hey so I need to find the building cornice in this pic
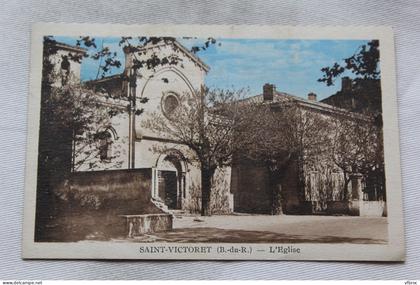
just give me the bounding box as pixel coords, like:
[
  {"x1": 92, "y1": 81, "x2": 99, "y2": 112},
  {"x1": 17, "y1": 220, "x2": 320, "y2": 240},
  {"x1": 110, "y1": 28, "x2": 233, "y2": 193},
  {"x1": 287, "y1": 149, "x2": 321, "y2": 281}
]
[
  {"x1": 124, "y1": 39, "x2": 210, "y2": 73},
  {"x1": 52, "y1": 42, "x2": 87, "y2": 54}
]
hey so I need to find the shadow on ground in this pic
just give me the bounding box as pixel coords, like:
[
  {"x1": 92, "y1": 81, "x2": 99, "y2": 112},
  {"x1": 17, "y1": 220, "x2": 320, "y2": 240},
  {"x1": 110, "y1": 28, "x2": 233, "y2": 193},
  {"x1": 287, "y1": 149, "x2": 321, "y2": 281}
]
[{"x1": 117, "y1": 227, "x2": 386, "y2": 244}]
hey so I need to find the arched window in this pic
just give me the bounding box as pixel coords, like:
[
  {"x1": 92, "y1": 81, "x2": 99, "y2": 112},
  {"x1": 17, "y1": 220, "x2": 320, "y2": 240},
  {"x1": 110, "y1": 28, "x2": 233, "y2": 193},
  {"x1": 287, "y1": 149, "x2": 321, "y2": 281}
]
[
  {"x1": 60, "y1": 55, "x2": 70, "y2": 73},
  {"x1": 60, "y1": 55, "x2": 71, "y2": 85},
  {"x1": 97, "y1": 130, "x2": 113, "y2": 161}
]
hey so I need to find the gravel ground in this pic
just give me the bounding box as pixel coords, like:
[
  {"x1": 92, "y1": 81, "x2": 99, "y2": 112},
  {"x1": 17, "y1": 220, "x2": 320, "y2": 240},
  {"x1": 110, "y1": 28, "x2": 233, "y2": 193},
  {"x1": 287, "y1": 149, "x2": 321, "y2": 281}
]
[{"x1": 121, "y1": 214, "x2": 388, "y2": 244}]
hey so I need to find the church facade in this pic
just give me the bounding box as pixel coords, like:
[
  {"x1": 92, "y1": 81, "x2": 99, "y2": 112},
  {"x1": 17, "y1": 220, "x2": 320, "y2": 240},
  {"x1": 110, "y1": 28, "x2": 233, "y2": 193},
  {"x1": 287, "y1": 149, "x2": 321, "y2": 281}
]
[{"x1": 61, "y1": 39, "x2": 232, "y2": 214}]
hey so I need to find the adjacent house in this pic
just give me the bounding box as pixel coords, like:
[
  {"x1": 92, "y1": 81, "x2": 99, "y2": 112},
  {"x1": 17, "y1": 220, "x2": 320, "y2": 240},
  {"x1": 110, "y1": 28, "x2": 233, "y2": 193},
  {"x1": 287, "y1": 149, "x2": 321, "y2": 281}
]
[{"x1": 231, "y1": 83, "x2": 385, "y2": 216}]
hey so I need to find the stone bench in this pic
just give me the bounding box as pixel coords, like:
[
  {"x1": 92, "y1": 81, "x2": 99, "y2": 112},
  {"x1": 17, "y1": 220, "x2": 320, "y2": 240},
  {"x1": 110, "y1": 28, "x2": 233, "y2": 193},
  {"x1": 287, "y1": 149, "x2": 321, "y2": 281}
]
[{"x1": 120, "y1": 213, "x2": 173, "y2": 238}]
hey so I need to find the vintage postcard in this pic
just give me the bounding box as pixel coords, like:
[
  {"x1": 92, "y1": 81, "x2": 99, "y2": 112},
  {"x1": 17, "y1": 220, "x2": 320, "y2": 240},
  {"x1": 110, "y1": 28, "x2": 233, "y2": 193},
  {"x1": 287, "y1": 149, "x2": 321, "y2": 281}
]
[{"x1": 22, "y1": 23, "x2": 404, "y2": 260}]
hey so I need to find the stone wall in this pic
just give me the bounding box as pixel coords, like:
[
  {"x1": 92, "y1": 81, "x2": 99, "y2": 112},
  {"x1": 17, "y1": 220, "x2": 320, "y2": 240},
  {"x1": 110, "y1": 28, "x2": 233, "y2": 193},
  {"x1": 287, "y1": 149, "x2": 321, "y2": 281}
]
[
  {"x1": 231, "y1": 159, "x2": 272, "y2": 214},
  {"x1": 41, "y1": 168, "x2": 166, "y2": 242},
  {"x1": 327, "y1": 201, "x2": 386, "y2": 216}
]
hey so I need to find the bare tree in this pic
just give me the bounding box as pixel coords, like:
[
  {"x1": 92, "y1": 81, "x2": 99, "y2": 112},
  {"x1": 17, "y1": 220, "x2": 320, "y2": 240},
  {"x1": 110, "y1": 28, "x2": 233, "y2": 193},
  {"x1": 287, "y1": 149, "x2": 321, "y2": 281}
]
[{"x1": 143, "y1": 87, "x2": 248, "y2": 216}]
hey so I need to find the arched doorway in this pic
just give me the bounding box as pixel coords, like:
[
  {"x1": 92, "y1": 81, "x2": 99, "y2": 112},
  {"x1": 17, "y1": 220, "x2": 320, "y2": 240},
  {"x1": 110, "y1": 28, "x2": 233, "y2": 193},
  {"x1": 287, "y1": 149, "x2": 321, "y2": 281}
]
[{"x1": 155, "y1": 152, "x2": 186, "y2": 209}]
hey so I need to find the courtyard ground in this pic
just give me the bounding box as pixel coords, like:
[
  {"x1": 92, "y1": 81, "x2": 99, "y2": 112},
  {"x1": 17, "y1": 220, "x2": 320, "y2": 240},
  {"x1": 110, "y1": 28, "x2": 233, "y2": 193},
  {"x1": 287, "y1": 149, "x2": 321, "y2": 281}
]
[{"x1": 116, "y1": 214, "x2": 388, "y2": 244}]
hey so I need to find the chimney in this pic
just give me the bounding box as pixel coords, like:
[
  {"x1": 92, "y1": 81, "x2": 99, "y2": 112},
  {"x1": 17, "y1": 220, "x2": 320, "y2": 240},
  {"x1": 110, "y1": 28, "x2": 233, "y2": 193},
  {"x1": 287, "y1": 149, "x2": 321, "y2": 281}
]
[
  {"x1": 341, "y1": 76, "x2": 352, "y2": 92},
  {"x1": 307, "y1": 92, "x2": 317, "y2": 101},
  {"x1": 263, "y1": 83, "x2": 276, "y2": 101}
]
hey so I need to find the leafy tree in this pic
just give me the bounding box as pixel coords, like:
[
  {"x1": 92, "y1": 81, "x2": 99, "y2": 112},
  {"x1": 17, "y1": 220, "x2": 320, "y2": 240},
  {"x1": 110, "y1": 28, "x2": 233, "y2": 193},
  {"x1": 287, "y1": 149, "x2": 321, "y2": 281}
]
[
  {"x1": 318, "y1": 40, "x2": 382, "y2": 116},
  {"x1": 318, "y1": 40, "x2": 380, "y2": 86}
]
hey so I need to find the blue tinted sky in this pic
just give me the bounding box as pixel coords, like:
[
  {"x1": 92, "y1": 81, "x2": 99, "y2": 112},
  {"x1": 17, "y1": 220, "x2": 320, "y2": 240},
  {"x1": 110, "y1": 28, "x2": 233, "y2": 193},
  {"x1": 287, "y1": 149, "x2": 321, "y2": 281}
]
[{"x1": 55, "y1": 36, "x2": 372, "y2": 100}]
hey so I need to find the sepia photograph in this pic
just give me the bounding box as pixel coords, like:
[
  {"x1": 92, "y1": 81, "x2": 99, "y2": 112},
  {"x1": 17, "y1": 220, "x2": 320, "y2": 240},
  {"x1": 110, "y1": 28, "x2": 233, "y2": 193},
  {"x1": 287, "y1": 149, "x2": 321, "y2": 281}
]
[{"x1": 22, "y1": 24, "x2": 404, "y2": 260}]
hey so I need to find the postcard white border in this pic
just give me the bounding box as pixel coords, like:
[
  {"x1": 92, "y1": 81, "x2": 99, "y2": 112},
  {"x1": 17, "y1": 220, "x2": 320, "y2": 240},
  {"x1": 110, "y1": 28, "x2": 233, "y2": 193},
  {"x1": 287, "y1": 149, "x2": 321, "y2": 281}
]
[{"x1": 22, "y1": 23, "x2": 405, "y2": 261}]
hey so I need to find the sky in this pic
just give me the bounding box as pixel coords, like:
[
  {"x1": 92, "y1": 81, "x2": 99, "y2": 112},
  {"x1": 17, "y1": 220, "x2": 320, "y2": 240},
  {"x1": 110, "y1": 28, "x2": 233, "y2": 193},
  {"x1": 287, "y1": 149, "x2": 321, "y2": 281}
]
[{"x1": 54, "y1": 36, "x2": 373, "y2": 100}]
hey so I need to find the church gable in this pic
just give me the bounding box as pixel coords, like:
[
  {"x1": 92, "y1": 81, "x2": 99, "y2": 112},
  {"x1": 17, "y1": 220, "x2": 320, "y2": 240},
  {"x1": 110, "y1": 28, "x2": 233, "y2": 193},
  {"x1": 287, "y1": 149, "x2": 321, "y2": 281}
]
[
  {"x1": 124, "y1": 39, "x2": 209, "y2": 74},
  {"x1": 130, "y1": 40, "x2": 208, "y2": 138}
]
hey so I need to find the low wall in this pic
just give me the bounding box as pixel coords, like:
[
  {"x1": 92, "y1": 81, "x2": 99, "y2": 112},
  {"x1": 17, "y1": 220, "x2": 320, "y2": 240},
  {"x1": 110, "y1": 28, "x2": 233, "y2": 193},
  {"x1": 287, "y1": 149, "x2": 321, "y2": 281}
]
[
  {"x1": 326, "y1": 201, "x2": 349, "y2": 215},
  {"x1": 360, "y1": 201, "x2": 387, "y2": 217},
  {"x1": 42, "y1": 169, "x2": 170, "y2": 242},
  {"x1": 327, "y1": 201, "x2": 386, "y2": 216},
  {"x1": 121, "y1": 214, "x2": 173, "y2": 237}
]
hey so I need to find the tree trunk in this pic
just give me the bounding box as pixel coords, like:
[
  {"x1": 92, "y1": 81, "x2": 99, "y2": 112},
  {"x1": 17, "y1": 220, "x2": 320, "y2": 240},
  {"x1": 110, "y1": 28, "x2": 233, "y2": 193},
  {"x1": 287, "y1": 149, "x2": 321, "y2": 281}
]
[
  {"x1": 268, "y1": 169, "x2": 283, "y2": 215},
  {"x1": 271, "y1": 184, "x2": 283, "y2": 215},
  {"x1": 201, "y1": 167, "x2": 215, "y2": 216},
  {"x1": 296, "y1": 155, "x2": 306, "y2": 202},
  {"x1": 342, "y1": 172, "x2": 350, "y2": 201}
]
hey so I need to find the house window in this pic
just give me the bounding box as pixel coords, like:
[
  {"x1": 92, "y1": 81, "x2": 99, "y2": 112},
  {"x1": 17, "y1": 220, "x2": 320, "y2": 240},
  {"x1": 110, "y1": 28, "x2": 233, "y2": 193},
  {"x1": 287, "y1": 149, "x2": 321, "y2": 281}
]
[
  {"x1": 61, "y1": 55, "x2": 70, "y2": 72},
  {"x1": 97, "y1": 131, "x2": 113, "y2": 161},
  {"x1": 60, "y1": 55, "x2": 71, "y2": 85}
]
